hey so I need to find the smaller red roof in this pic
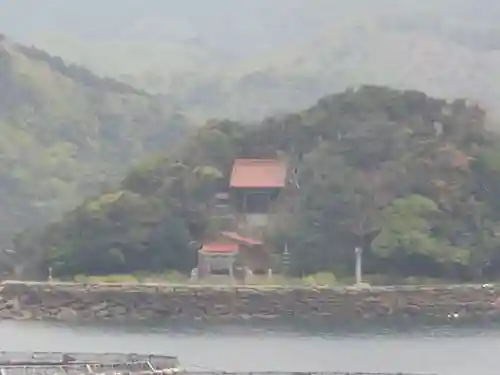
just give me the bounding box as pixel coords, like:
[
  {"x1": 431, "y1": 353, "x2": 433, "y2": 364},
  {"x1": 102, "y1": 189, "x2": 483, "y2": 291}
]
[
  {"x1": 230, "y1": 158, "x2": 287, "y2": 189},
  {"x1": 201, "y1": 242, "x2": 239, "y2": 254},
  {"x1": 221, "y1": 231, "x2": 263, "y2": 246}
]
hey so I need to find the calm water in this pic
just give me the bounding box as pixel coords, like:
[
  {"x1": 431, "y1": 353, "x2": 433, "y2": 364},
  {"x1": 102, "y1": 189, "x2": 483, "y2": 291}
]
[{"x1": 1, "y1": 320, "x2": 498, "y2": 375}]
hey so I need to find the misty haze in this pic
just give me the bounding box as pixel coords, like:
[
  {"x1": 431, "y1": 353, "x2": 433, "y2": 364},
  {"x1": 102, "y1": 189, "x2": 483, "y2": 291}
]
[
  {"x1": 4, "y1": 0, "x2": 500, "y2": 121},
  {"x1": 2, "y1": 2, "x2": 500, "y2": 375}
]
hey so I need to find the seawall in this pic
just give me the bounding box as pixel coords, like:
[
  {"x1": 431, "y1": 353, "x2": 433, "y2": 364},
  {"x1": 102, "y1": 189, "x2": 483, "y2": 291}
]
[{"x1": 1, "y1": 281, "x2": 500, "y2": 322}]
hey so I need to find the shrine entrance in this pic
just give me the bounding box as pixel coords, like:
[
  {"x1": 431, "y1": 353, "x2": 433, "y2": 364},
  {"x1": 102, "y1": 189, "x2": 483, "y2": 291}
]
[{"x1": 197, "y1": 242, "x2": 238, "y2": 280}]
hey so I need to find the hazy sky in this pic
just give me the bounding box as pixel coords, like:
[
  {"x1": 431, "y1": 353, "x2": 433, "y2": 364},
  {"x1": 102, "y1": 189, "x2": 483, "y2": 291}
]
[
  {"x1": 0, "y1": 0, "x2": 479, "y2": 56},
  {"x1": 2, "y1": 0, "x2": 500, "y2": 120}
]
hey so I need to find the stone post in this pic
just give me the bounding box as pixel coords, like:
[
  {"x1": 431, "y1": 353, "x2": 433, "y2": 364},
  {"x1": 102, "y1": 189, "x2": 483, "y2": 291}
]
[
  {"x1": 228, "y1": 260, "x2": 234, "y2": 280},
  {"x1": 282, "y1": 243, "x2": 290, "y2": 277}
]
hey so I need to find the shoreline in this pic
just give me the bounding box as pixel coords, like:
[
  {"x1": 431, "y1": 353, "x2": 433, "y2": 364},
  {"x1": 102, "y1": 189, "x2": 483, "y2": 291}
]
[{"x1": 1, "y1": 281, "x2": 499, "y2": 323}]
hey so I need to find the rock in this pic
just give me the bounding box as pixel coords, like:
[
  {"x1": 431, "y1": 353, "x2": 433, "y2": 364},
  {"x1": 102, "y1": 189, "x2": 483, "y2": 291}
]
[
  {"x1": 4, "y1": 298, "x2": 19, "y2": 310},
  {"x1": 20, "y1": 291, "x2": 42, "y2": 305},
  {"x1": 17, "y1": 310, "x2": 34, "y2": 320},
  {"x1": 0, "y1": 282, "x2": 499, "y2": 323},
  {"x1": 108, "y1": 305, "x2": 127, "y2": 316},
  {"x1": 57, "y1": 307, "x2": 78, "y2": 321},
  {"x1": 91, "y1": 302, "x2": 108, "y2": 312},
  {"x1": 95, "y1": 309, "x2": 112, "y2": 318}
]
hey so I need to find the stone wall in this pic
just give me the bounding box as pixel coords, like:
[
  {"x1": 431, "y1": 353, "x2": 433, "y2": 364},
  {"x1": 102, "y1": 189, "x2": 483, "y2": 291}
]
[{"x1": 1, "y1": 281, "x2": 500, "y2": 322}]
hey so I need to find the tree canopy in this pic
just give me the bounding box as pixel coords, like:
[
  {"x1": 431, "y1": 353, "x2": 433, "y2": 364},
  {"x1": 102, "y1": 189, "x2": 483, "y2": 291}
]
[
  {"x1": 16, "y1": 85, "x2": 500, "y2": 282},
  {"x1": 9, "y1": 0, "x2": 500, "y2": 122},
  {"x1": 0, "y1": 39, "x2": 191, "y2": 249}
]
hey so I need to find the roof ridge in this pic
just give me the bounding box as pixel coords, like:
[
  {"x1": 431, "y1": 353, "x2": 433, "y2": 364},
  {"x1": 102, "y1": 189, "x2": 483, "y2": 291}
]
[{"x1": 234, "y1": 158, "x2": 284, "y2": 162}]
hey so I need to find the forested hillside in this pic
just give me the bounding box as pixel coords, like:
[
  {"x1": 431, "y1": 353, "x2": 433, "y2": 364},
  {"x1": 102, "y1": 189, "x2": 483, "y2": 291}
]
[
  {"x1": 7, "y1": 0, "x2": 500, "y2": 122},
  {"x1": 22, "y1": 86, "x2": 500, "y2": 282},
  {"x1": 0, "y1": 38, "x2": 190, "y2": 247}
]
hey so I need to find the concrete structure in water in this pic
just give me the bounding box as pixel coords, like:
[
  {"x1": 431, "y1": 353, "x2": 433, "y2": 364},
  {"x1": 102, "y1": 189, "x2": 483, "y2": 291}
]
[
  {"x1": 182, "y1": 372, "x2": 434, "y2": 375},
  {"x1": 0, "y1": 351, "x2": 180, "y2": 375},
  {"x1": 0, "y1": 351, "x2": 435, "y2": 375}
]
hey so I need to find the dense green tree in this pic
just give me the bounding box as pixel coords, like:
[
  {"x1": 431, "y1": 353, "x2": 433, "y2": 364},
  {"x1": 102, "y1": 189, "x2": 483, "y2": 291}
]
[
  {"x1": 43, "y1": 192, "x2": 196, "y2": 276},
  {"x1": 17, "y1": 85, "x2": 500, "y2": 281},
  {"x1": 0, "y1": 40, "x2": 191, "y2": 250},
  {"x1": 372, "y1": 195, "x2": 470, "y2": 274}
]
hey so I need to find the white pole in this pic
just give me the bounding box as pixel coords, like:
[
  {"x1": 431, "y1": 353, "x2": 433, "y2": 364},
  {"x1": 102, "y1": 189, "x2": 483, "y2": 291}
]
[
  {"x1": 355, "y1": 247, "x2": 362, "y2": 285},
  {"x1": 283, "y1": 242, "x2": 290, "y2": 276}
]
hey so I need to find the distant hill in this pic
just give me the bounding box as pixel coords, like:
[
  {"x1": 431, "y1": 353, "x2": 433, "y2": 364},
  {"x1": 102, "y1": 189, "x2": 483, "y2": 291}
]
[
  {"x1": 6, "y1": 0, "x2": 500, "y2": 122},
  {"x1": 0, "y1": 38, "x2": 190, "y2": 246},
  {"x1": 161, "y1": 5, "x2": 500, "y2": 122},
  {"x1": 23, "y1": 86, "x2": 500, "y2": 282}
]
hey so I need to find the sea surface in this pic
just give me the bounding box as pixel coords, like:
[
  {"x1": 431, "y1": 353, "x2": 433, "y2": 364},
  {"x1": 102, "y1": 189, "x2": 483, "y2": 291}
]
[{"x1": 0, "y1": 319, "x2": 497, "y2": 375}]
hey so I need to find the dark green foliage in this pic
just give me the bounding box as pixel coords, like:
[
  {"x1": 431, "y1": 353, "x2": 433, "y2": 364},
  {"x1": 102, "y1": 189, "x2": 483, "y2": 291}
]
[
  {"x1": 23, "y1": 155, "x2": 221, "y2": 277},
  {"x1": 43, "y1": 192, "x2": 195, "y2": 276},
  {"x1": 21, "y1": 85, "x2": 500, "y2": 281}
]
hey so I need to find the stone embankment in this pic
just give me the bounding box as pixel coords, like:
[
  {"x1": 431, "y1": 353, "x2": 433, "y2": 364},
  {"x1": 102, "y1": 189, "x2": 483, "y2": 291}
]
[{"x1": 1, "y1": 281, "x2": 500, "y2": 322}]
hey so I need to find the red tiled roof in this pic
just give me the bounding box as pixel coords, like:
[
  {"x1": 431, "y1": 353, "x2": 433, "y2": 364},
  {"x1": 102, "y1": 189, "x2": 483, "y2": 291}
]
[
  {"x1": 201, "y1": 242, "x2": 239, "y2": 254},
  {"x1": 230, "y1": 159, "x2": 287, "y2": 189},
  {"x1": 221, "y1": 231, "x2": 263, "y2": 246}
]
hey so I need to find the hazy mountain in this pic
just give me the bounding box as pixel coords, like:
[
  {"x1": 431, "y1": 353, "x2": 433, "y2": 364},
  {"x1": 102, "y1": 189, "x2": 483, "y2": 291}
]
[{"x1": 4, "y1": 0, "x2": 500, "y2": 121}]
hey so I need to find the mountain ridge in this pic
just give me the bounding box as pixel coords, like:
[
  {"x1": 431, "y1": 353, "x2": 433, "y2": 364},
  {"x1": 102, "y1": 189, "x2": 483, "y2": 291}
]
[{"x1": 8, "y1": 0, "x2": 500, "y2": 122}]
